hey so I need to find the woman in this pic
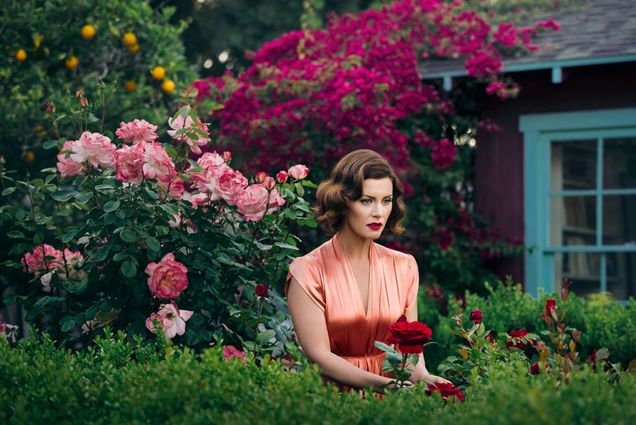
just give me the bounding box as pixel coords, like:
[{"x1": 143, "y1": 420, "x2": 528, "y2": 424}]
[{"x1": 286, "y1": 149, "x2": 451, "y2": 393}]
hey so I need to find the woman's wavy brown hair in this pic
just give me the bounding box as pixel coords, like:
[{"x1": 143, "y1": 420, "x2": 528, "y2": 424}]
[{"x1": 314, "y1": 149, "x2": 406, "y2": 236}]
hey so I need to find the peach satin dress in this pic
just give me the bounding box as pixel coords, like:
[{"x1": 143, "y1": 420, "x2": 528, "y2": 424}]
[{"x1": 285, "y1": 233, "x2": 419, "y2": 391}]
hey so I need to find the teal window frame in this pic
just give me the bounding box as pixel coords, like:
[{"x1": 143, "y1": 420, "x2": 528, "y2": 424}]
[{"x1": 520, "y1": 108, "x2": 636, "y2": 298}]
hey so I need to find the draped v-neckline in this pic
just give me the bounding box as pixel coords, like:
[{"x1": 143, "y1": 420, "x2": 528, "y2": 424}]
[{"x1": 334, "y1": 233, "x2": 376, "y2": 317}]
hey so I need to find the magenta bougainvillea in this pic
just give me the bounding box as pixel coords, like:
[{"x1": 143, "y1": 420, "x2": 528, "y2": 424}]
[
  {"x1": 192, "y1": 0, "x2": 556, "y2": 173},
  {"x1": 190, "y1": 0, "x2": 557, "y2": 292}
]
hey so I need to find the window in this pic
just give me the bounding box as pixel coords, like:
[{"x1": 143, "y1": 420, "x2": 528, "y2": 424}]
[{"x1": 521, "y1": 109, "x2": 636, "y2": 300}]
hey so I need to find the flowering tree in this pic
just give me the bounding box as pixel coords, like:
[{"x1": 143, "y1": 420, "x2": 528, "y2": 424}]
[
  {"x1": 1, "y1": 103, "x2": 316, "y2": 353},
  {"x1": 191, "y1": 0, "x2": 558, "y2": 292}
]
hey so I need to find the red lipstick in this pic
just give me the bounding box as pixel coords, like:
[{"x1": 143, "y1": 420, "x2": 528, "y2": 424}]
[{"x1": 367, "y1": 223, "x2": 382, "y2": 231}]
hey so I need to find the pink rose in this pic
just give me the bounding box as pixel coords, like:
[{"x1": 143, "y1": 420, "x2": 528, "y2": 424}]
[
  {"x1": 158, "y1": 177, "x2": 185, "y2": 200},
  {"x1": 70, "y1": 131, "x2": 116, "y2": 169},
  {"x1": 236, "y1": 184, "x2": 285, "y2": 221},
  {"x1": 142, "y1": 142, "x2": 177, "y2": 181},
  {"x1": 115, "y1": 119, "x2": 159, "y2": 144},
  {"x1": 217, "y1": 167, "x2": 248, "y2": 205},
  {"x1": 222, "y1": 151, "x2": 232, "y2": 162},
  {"x1": 263, "y1": 176, "x2": 275, "y2": 190},
  {"x1": 197, "y1": 151, "x2": 226, "y2": 171},
  {"x1": 167, "y1": 115, "x2": 210, "y2": 154},
  {"x1": 287, "y1": 164, "x2": 309, "y2": 180},
  {"x1": 187, "y1": 192, "x2": 213, "y2": 209},
  {"x1": 22, "y1": 244, "x2": 63, "y2": 275},
  {"x1": 145, "y1": 252, "x2": 188, "y2": 299},
  {"x1": 223, "y1": 345, "x2": 247, "y2": 364},
  {"x1": 56, "y1": 141, "x2": 85, "y2": 178},
  {"x1": 145, "y1": 301, "x2": 193, "y2": 339},
  {"x1": 114, "y1": 143, "x2": 145, "y2": 184}
]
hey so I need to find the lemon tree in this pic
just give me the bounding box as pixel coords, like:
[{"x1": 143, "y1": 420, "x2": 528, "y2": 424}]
[{"x1": 0, "y1": 0, "x2": 197, "y2": 176}]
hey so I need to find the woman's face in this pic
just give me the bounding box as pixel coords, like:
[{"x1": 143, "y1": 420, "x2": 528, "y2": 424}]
[{"x1": 344, "y1": 177, "x2": 393, "y2": 240}]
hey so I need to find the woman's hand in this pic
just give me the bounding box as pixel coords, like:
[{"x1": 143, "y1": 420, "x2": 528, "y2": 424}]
[{"x1": 422, "y1": 373, "x2": 452, "y2": 386}]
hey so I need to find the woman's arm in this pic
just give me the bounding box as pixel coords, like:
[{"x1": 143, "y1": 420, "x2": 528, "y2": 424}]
[{"x1": 287, "y1": 276, "x2": 395, "y2": 392}]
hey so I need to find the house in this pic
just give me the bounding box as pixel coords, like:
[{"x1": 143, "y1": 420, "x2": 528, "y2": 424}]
[{"x1": 419, "y1": 0, "x2": 636, "y2": 300}]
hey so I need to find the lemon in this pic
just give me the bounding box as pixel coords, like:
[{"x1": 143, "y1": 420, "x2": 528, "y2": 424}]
[
  {"x1": 15, "y1": 49, "x2": 27, "y2": 62},
  {"x1": 23, "y1": 151, "x2": 35, "y2": 163},
  {"x1": 150, "y1": 66, "x2": 165, "y2": 80},
  {"x1": 65, "y1": 55, "x2": 79, "y2": 70},
  {"x1": 122, "y1": 32, "x2": 137, "y2": 46},
  {"x1": 81, "y1": 24, "x2": 96, "y2": 40},
  {"x1": 127, "y1": 43, "x2": 140, "y2": 54},
  {"x1": 161, "y1": 79, "x2": 176, "y2": 94},
  {"x1": 124, "y1": 80, "x2": 138, "y2": 92}
]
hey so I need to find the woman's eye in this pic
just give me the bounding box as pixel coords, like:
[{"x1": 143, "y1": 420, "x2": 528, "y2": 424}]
[
  {"x1": 383, "y1": 199, "x2": 392, "y2": 204},
  {"x1": 361, "y1": 199, "x2": 372, "y2": 205}
]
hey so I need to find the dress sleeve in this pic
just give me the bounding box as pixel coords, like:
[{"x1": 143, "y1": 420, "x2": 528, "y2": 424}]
[
  {"x1": 403, "y1": 255, "x2": 420, "y2": 314},
  {"x1": 285, "y1": 257, "x2": 326, "y2": 312}
]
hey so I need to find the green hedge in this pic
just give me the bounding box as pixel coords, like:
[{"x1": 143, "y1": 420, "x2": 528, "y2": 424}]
[
  {"x1": 1, "y1": 330, "x2": 635, "y2": 425},
  {"x1": 419, "y1": 280, "x2": 636, "y2": 371}
]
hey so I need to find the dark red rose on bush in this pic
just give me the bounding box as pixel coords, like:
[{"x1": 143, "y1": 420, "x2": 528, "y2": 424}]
[
  {"x1": 541, "y1": 298, "x2": 558, "y2": 323},
  {"x1": 386, "y1": 315, "x2": 432, "y2": 354},
  {"x1": 427, "y1": 383, "x2": 465, "y2": 402},
  {"x1": 506, "y1": 329, "x2": 529, "y2": 349},
  {"x1": 469, "y1": 309, "x2": 483, "y2": 324},
  {"x1": 255, "y1": 284, "x2": 269, "y2": 298},
  {"x1": 485, "y1": 333, "x2": 495, "y2": 344},
  {"x1": 530, "y1": 362, "x2": 540, "y2": 375}
]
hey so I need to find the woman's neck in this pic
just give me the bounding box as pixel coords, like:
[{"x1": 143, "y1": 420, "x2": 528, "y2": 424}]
[{"x1": 337, "y1": 226, "x2": 372, "y2": 264}]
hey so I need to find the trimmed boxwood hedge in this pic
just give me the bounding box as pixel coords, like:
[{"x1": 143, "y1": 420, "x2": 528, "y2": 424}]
[{"x1": 1, "y1": 330, "x2": 635, "y2": 425}]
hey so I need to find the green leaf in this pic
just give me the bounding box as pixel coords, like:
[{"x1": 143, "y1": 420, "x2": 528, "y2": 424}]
[
  {"x1": 43, "y1": 140, "x2": 60, "y2": 150},
  {"x1": 103, "y1": 200, "x2": 121, "y2": 213},
  {"x1": 121, "y1": 259, "x2": 137, "y2": 278},
  {"x1": 112, "y1": 252, "x2": 128, "y2": 262},
  {"x1": 120, "y1": 229, "x2": 138, "y2": 243},
  {"x1": 51, "y1": 191, "x2": 76, "y2": 202},
  {"x1": 60, "y1": 230, "x2": 79, "y2": 243},
  {"x1": 61, "y1": 319, "x2": 75, "y2": 333},
  {"x1": 2, "y1": 187, "x2": 17, "y2": 196},
  {"x1": 7, "y1": 230, "x2": 25, "y2": 239},
  {"x1": 256, "y1": 329, "x2": 277, "y2": 345},
  {"x1": 146, "y1": 237, "x2": 160, "y2": 252},
  {"x1": 274, "y1": 242, "x2": 299, "y2": 251}
]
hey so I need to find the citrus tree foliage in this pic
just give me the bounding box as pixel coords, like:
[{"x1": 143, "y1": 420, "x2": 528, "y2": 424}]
[{"x1": 0, "y1": 0, "x2": 196, "y2": 175}]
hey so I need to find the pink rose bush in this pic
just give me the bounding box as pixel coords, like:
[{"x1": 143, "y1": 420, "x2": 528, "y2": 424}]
[{"x1": 15, "y1": 105, "x2": 315, "y2": 346}]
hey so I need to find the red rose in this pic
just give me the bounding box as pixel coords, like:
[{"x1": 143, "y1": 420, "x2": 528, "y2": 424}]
[
  {"x1": 506, "y1": 329, "x2": 529, "y2": 349},
  {"x1": 469, "y1": 309, "x2": 483, "y2": 324},
  {"x1": 386, "y1": 315, "x2": 432, "y2": 354},
  {"x1": 530, "y1": 362, "x2": 540, "y2": 375},
  {"x1": 255, "y1": 284, "x2": 269, "y2": 298},
  {"x1": 485, "y1": 333, "x2": 495, "y2": 344},
  {"x1": 541, "y1": 298, "x2": 558, "y2": 324},
  {"x1": 276, "y1": 170, "x2": 288, "y2": 183},
  {"x1": 427, "y1": 383, "x2": 465, "y2": 402}
]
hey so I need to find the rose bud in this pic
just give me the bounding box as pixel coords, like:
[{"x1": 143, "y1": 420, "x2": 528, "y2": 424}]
[
  {"x1": 255, "y1": 284, "x2": 269, "y2": 298},
  {"x1": 222, "y1": 151, "x2": 232, "y2": 163},
  {"x1": 276, "y1": 170, "x2": 288, "y2": 183},
  {"x1": 469, "y1": 309, "x2": 482, "y2": 324},
  {"x1": 264, "y1": 176, "x2": 275, "y2": 190},
  {"x1": 255, "y1": 171, "x2": 267, "y2": 184},
  {"x1": 530, "y1": 362, "x2": 540, "y2": 375}
]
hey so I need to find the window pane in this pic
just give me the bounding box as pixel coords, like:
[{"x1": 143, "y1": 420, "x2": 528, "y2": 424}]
[
  {"x1": 551, "y1": 140, "x2": 597, "y2": 191},
  {"x1": 603, "y1": 195, "x2": 636, "y2": 245},
  {"x1": 607, "y1": 252, "x2": 636, "y2": 299},
  {"x1": 550, "y1": 196, "x2": 596, "y2": 246},
  {"x1": 554, "y1": 252, "x2": 601, "y2": 297},
  {"x1": 603, "y1": 137, "x2": 636, "y2": 189}
]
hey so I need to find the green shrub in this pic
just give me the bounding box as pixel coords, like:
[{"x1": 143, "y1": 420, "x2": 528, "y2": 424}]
[
  {"x1": 1, "y1": 330, "x2": 635, "y2": 425},
  {"x1": 420, "y1": 280, "x2": 636, "y2": 371}
]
